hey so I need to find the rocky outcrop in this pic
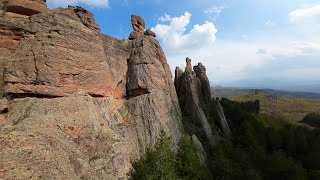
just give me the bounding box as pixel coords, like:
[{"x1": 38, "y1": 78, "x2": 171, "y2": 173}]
[
  {"x1": 192, "y1": 134, "x2": 207, "y2": 164},
  {"x1": 0, "y1": 2, "x2": 182, "y2": 179},
  {"x1": 2, "y1": 6, "x2": 124, "y2": 98},
  {"x1": 131, "y1": 14, "x2": 145, "y2": 33},
  {"x1": 144, "y1": 29, "x2": 156, "y2": 37},
  {"x1": 175, "y1": 58, "x2": 232, "y2": 148},
  {"x1": 126, "y1": 29, "x2": 173, "y2": 98},
  {"x1": 213, "y1": 99, "x2": 232, "y2": 139},
  {"x1": 175, "y1": 58, "x2": 216, "y2": 147},
  {"x1": 0, "y1": 0, "x2": 48, "y2": 17},
  {"x1": 193, "y1": 63, "x2": 212, "y2": 106}
]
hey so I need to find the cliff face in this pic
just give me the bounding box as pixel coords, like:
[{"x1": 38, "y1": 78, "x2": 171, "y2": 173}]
[
  {"x1": 175, "y1": 58, "x2": 231, "y2": 148},
  {"x1": 0, "y1": 3, "x2": 182, "y2": 179}
]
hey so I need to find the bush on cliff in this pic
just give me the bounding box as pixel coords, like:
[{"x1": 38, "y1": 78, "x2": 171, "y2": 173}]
[
  {"x1": 132, "y1": 131, "x2": 212, "y2": 180},
  {"x1": 132, "y1": 130, "x2": 178, "y2": 180}
]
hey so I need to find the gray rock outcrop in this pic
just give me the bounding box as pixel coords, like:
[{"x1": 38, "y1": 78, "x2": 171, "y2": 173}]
[{"x1": 174, "y1": 58, "x2": 232, "y2": 148}]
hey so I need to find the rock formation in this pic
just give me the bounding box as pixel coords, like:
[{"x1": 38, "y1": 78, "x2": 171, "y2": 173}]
[
  {"x1": 0, "y1": 0, "x2": 48, "y2": 17},
  {"x1": 213, "y1": 99, "x2": 232, "y2": 139},
  {"x1": 131, "y1": 14, "x2": 145, "y2": 33},
  {"x1": 175, "y1": 58, "x2": 232, "y2": 148},
  {"x1": 0, "y1": 2, "x2": 182, "y2": 179}
]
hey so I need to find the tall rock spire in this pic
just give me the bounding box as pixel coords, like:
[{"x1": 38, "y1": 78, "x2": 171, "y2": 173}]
[{"x1": 174, "y1": 57, "x2": 232, "y2": 148}]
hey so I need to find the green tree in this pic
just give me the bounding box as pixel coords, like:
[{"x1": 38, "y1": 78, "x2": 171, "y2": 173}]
[
  {"x1": 177, "y1": 136, "x2": 212, "y2": 180},
  {"x1": 132, "y1": 130, "x2": 179, "y2": 180}
]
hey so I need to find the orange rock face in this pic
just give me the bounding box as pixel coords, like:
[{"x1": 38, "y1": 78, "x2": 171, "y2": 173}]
[
  {"x1": 3, "y1": 6, "x2": 129, "y2": 99},
  {"x1": 131, "y1": 14, "x2": 145, "y2": 33},
  {"x1": 0, "y1": 26, "x2": 24, "y2": 51},
  {"x1": 2, "y1": 0, "x2": 48, "y2": 16}
]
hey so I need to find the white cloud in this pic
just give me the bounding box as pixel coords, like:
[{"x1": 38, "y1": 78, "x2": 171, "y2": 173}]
[
  {"x1": 47, "y1": 0, "x2": 109, "y2": 8},
  {"x1": 256, "y1": 41, "x2": 320, "y2": 59},
  {"x1": 158, "y1": 14, "x2": 172, "y2": 22},
  {"x1": 204, "y1": 6, "x2": 225, "y2": 15},
  {"x1": 151, "y1": 12, "x2": 217, "y2": 53},
  {"x1": 204, "y1": 6, "x2": 225, "y2": 20},
  {"x1": 290, "y1": 4, "x2": 320, "y2": 23}
]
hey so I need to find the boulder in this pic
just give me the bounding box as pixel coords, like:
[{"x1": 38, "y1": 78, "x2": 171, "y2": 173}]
[
  {"x1": 1, "y1": 0, "x2": 48, "y2": 17},
  {"x1": 131, "y1": 14, "x2": 145, "y2": 33}
]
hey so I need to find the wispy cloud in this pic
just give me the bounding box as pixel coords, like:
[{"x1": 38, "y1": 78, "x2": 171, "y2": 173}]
[
  {"x1": 158, "y1": 14, "x2": 172, "y2": 22},
  {"x1": 204, "y1": 6, "x2": 225, "y2": 20},
  {"x1": 290, "y1": 4, "x2": 320, "y2": 23},
  {"x1": 204, "y1": 6, "x2": 225, "y2": 14}
]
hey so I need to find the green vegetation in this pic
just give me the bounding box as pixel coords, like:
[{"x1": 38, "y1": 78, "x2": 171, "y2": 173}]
[
  {"x1": 132, "y1": 130, "x2": 178, "y2": 180},
  {"x1": 301, "y1": 113, "x2": 320, "y2": 128},
  {"x1": 233, "y1": 92, "x2": 320, "y2": 124},
  {"x1": 132, "y1": 131, "x2": 212, "y2": 180},
  {"x1": 133, "y1": 98, "x2": 320, "y2": 180},
  {"x1": 213, "y1": 98, "x2": 320, "y2": 180}
]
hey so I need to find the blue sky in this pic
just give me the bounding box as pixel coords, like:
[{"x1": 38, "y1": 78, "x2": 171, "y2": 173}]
[{"x1": 47, "y1": 0, "x2": 320, "y2": 92}]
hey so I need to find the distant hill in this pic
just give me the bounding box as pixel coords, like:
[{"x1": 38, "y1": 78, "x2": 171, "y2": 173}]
[
  {"x1": 230, "y1": 92, "x2": 320, "y2": 125},
  {"x1": 213, "y1": 86, "x2": 320, "y2": 99}
]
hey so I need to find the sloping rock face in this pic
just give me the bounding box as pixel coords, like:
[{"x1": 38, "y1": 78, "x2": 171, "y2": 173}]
[
  {"x1": 213, "y1": 99, "x2": 232, "y2": 139},
  {"x1": 0, "y1": 3, "x2": 182, "y2": 180},
  {"x1": 175, "y1": 58, "x2": 231, "y2": 148}
]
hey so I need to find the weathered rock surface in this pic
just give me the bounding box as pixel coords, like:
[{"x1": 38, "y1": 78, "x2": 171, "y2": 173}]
[
  {"x1": 0, "y1": 0, "x2": 48, "y2": 17},
  {"x1": 213, "y1": 99, "x2": 232, "y2": 139},
  {"x1": 192, "y1": 134, "x2": 207, "y2": 164},
  {"x1": 193, "y1": 63, "x2": 212, "y2": 105},
  {"x1": 126, "y1": 29, "x2": 173, "y2": 98},
  {"x1": 144, "y1": 29, "x2": 156, "y2": 37},
  {"x1": 0, "y1": 2, "x2": 182, "y2": 179},
  {"x1": 0, "y1": 98, "x2": 8, "y2": 112},
  {"x1": 2, "y1": 6, "x2": 127, "y2": 98},
  {"x1": 175, "y1": 58, "x2": 216, "y2": 147},
  {"x1": 175, "y1": 58, "x2": 232, "y2": 147},
  {"x1": 0, "y1": 98, "x2": 8, "y2": 121},
  {"x1": 131, "y1": 14, "x2": 145, "y2": 33}
]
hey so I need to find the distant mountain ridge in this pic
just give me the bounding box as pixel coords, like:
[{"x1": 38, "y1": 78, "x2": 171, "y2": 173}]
[{"x1": 213, "y1": 86, "x2": 320, "y2": 99}]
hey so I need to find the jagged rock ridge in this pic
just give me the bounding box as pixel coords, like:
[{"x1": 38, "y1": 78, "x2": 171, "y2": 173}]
[
  {"x1": 0, "y1": 3, "x2": 182, "y2": 179},
  {"x1": 175, "y1": 58, "x2": 231, "y2": 148}
]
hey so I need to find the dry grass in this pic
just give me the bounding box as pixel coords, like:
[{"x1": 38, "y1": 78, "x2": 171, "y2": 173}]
[{"x1": 233, "y1": 92, "x2": 320, "y2": 124}]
